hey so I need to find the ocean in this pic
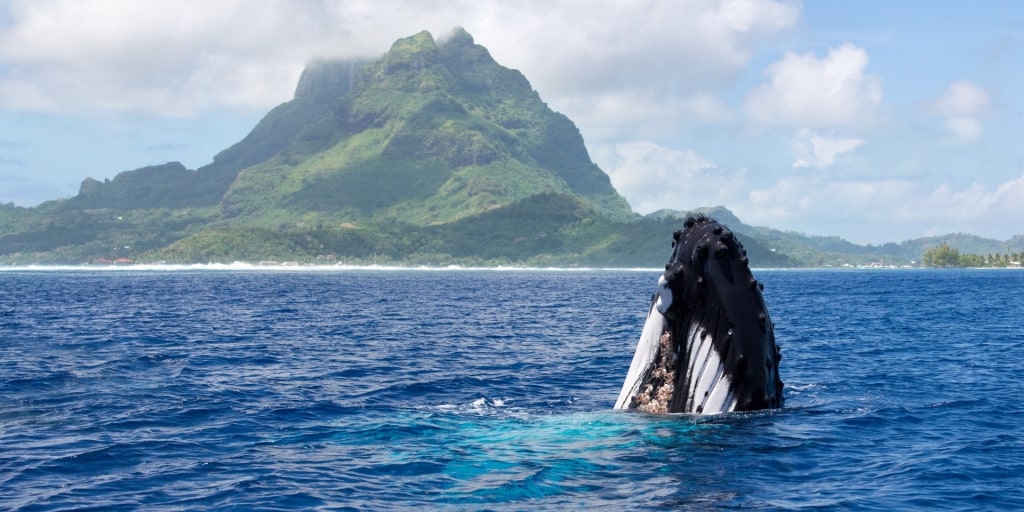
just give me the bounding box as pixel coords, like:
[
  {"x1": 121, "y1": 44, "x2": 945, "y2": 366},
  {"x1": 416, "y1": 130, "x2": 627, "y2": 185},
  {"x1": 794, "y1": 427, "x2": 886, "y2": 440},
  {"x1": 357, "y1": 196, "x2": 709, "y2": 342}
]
[{"x1": 1, "y1": 267, "x2": 1022, "y2": 510}]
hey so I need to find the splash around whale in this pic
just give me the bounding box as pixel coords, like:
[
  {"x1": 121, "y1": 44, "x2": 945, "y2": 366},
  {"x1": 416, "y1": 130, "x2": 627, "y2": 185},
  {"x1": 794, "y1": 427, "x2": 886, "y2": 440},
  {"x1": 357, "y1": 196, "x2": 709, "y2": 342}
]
[{"x1": 615, "y1": 215, "x2": 784, "y2": 414}]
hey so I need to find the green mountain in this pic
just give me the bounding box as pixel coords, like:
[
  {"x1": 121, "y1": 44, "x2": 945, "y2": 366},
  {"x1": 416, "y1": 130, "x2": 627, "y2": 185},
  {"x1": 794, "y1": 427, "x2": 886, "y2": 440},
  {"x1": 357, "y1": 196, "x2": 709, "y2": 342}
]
[
  {"x1": 0, "y1": 28, "x2": 1017, "y2": 268},
  {"x1": 75, "y1": 28, "x2": 632, "y2": 225}
]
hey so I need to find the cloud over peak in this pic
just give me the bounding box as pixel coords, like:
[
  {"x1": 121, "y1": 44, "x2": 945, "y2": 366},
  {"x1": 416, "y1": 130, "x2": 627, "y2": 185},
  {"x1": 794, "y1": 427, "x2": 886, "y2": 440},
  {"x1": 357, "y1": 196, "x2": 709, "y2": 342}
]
[{"x1": 0, "y1": 0, "x2": 801, "y2": 118}]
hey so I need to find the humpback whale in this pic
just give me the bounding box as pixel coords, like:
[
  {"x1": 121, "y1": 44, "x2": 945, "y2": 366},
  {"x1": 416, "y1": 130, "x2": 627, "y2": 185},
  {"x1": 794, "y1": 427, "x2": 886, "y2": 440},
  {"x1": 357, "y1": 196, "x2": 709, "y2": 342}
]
[{"x1": 615, "y1": 215, "x2": 784, "y2": 414}]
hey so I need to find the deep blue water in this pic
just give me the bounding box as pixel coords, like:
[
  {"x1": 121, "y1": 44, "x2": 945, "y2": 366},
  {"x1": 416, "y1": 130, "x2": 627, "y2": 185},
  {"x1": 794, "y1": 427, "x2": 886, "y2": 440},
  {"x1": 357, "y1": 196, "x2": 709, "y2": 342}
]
[{"x1": 2, "y1": 267, "x2": 1023, "y2": 510}]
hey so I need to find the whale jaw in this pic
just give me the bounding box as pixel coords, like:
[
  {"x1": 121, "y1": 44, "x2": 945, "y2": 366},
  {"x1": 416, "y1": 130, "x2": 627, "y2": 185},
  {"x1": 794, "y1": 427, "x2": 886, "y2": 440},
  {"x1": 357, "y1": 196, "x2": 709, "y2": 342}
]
[{"x1": 615, "y1": 215, "x2": 784, "y2": 414}]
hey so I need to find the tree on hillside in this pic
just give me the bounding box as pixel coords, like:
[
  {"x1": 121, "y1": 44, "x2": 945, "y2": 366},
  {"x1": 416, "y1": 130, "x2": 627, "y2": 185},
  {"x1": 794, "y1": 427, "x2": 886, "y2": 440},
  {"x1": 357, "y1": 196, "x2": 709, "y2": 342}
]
[{"x1": 922, "y1": 242, "x2": 960, "y2": 267}]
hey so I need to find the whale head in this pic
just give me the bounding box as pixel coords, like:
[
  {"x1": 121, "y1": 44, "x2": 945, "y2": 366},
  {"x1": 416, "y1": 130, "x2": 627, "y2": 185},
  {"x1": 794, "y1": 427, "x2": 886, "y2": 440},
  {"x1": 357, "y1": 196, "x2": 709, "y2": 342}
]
[{"x1": 614, "y1": 215, "x2": 784, "y2": 414}]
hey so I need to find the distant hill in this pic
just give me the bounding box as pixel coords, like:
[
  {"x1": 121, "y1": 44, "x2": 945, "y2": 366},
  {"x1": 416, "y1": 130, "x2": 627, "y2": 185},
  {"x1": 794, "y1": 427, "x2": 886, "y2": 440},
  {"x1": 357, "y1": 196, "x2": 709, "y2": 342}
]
[
  {"x1": 639, "y1": 206, "x2": 1023, "y2": 267},
  {"x1": 0, "y1": 28, "x2": 1019, "y2": 267}
]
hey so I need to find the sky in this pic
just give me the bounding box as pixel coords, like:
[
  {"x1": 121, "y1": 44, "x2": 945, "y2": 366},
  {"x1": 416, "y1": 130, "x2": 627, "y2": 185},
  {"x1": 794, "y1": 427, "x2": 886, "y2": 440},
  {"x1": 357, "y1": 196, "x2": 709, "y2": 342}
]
[{"x1": 1, "y1": 0, "x2": 1022, "y2": 245}]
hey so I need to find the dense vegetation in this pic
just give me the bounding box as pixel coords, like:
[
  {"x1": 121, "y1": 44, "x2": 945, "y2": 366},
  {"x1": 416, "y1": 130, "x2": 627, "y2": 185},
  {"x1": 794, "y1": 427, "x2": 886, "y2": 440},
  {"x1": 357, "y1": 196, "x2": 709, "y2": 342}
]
[{"x1": 922, "y1": 242, "x2": 1023, "y2": 268}]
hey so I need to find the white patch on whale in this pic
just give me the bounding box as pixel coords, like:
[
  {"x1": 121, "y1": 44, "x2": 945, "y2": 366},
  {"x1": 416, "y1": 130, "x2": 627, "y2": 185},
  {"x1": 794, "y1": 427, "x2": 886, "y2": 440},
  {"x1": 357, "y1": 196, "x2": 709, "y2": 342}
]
[
  {"x1": 654, "y1": 275, "x2": 672, "y2": 314},
  {"x1": 613, "y1": 302, "x2": 667, "y2": 410}
]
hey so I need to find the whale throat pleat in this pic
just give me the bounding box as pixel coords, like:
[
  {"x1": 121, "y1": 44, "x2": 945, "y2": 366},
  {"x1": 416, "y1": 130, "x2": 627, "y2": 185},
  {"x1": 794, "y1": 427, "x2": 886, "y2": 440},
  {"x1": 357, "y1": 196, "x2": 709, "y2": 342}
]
[{"x1": 613, "y1": 304, "x2": 667, "y2": 410}]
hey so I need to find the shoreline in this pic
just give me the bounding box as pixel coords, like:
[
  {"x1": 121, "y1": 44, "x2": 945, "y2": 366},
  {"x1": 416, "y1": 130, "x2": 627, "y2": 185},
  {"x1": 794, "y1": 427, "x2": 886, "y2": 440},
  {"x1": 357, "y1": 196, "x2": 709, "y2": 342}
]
[{"x1": 2, "y1": 262, "x2": 1019, "y2": 273}]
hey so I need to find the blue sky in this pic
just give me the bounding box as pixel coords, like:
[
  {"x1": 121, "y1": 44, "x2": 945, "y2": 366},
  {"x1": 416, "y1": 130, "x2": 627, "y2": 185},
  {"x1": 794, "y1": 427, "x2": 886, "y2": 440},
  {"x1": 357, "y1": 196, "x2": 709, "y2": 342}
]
[{"x1": 1, "y1": 0, "x2": 1021, "y2": 244}]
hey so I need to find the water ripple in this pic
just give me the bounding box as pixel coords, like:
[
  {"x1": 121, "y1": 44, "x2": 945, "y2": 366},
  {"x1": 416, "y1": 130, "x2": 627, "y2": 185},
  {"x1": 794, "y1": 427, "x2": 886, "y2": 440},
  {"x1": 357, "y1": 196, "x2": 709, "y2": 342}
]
[{"x1": 1, "y1": 269, "x2": 1023, "y2": 510}]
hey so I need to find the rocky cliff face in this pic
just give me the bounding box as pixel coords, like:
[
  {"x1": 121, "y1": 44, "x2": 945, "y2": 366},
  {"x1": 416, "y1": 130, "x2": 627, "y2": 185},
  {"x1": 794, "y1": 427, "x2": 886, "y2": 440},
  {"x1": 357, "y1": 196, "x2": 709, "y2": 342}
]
[{"x1": 293, "y1": 58, "x2": 370, "y2": 101}]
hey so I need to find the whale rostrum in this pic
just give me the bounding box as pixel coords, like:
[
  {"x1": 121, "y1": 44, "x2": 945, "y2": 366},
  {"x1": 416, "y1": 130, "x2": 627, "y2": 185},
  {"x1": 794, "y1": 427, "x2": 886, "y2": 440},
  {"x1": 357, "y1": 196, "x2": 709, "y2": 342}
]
[{"x1": 615, "y1": 215, "x2": 784, "y2": 414}]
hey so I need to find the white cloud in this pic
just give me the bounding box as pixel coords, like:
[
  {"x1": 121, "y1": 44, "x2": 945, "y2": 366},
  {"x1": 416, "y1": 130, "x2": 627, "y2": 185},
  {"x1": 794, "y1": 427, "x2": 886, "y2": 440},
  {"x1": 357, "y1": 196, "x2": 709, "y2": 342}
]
[
  {"x1": 995, "y1": 175, "x2": 1024, "y2": 211},
  {"x1": 606, "y1": 141, "x2": 746, "y2": 214},
  {"x1": 926, "y1": 174, "x2": 1024, "y2": 220},
  {"x1": 685, "y1": 92, "x2": 736, "y2": 124},
  {"x1": 746, "y1": 176, "x2": 916, "y2": 228},
  {"x1": 556, "y1": 89, "x2": 734, "y2": 144},
  {"x1": 944, "y1": 117, "x2": 983, "y2": 143},
  {"x1": 929, "y1": 81, "x2": 990, "y2": 144},
  {"x1": 490, "y1": 0, "x2": 796, "y2": 142},
  {"x1": 741, "y1": 172, "x2": 1024, "y2": 243},
  {"x1": 0, "y1": 0, "x2": 800, "y2": 118},
  {"x1": 791, "y1": 129, "x2": 865, "y2": 169},
  {"x1": 932, "y1": 80, "x2": 990, "y2": 117},
  {"x1": 0, "y1": 0, "x2": 328, "y2": 114},
  {"x1": 603, "y1": 140, "x2": 1024, "y2": 243},
  {"x1": 745, "y1": 43, "x2": 882, "y2": 127},
  {"x1": 556, "y1": 90, "x2": 687, "y2": 142},
  {"x1": 603, "y1": 142, "x2": 1024, "y2": 243},
  {"x1": 489, "y1": 0, "x2": 800, "y2": 96}
]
